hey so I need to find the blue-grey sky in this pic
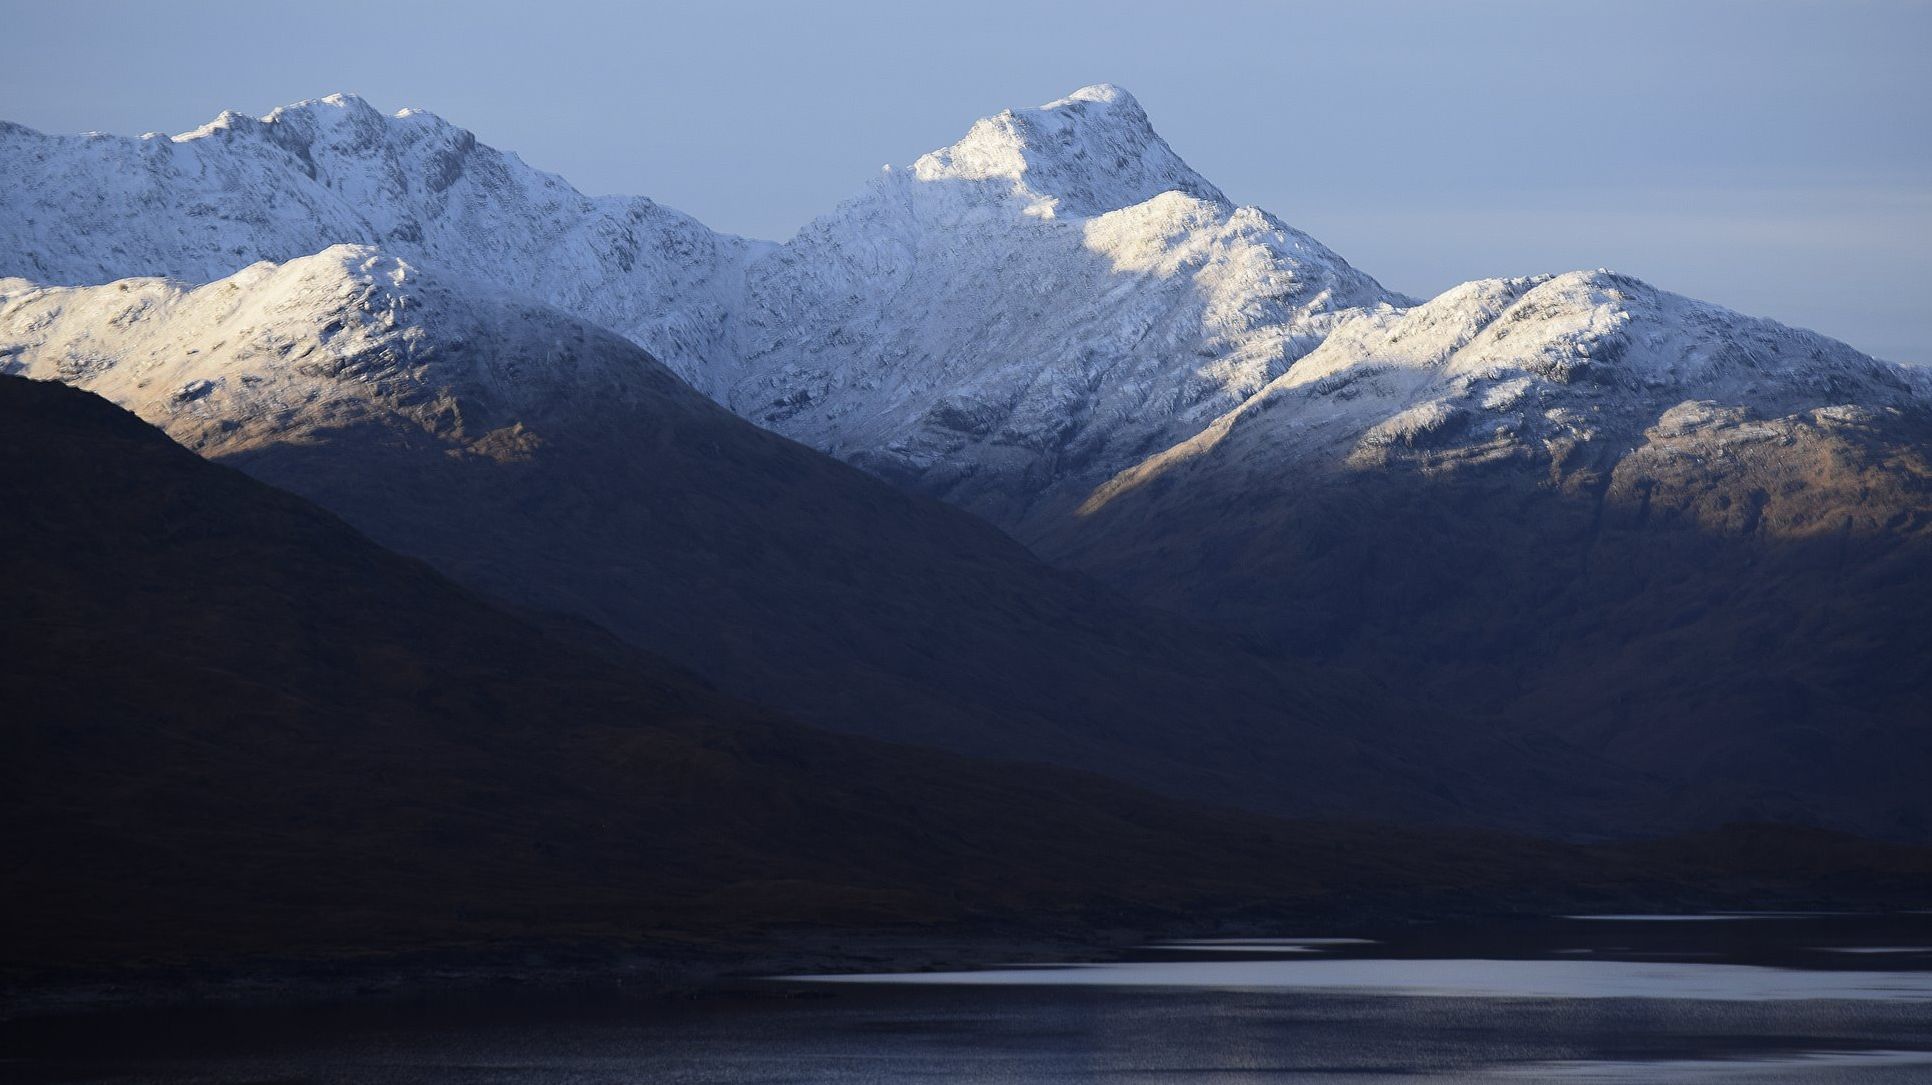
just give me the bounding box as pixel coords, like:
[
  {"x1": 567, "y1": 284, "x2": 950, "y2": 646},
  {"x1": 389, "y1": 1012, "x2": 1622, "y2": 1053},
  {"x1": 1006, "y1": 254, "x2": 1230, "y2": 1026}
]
[{"x1": 3, "y1": 0, "x2": 1928, "y2": 362}]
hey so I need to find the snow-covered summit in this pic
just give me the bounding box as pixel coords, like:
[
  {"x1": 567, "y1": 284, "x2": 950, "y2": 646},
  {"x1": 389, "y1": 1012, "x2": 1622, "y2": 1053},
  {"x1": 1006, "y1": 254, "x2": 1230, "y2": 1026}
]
[
  {"x1": 177, "y1": 91, "x2": 399, "y2": 142},
  {"x1": 911, "y1": 82, "x2": 1225, "y2": 218},
  {"x1": 261, "y1": 91, "x2": 389, "y2": 126},
  {"x1": 0, "y1": 245, "x2": 692, "y2": 460},
  {"x1": 727, "y1": 85, "x2": 1400, "y2": 520}
]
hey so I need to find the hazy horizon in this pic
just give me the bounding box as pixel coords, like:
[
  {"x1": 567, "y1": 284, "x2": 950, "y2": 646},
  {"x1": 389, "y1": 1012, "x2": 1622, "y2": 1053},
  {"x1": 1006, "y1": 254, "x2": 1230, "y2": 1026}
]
[{"x1": 2, "y1": 0, "x2": 1927, "y2": 363}]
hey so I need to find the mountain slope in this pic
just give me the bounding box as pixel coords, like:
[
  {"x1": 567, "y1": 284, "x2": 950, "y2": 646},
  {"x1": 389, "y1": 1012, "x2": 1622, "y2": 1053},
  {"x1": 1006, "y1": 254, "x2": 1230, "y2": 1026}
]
[
  {"x1": 1042, "y1": 271, "x2": 1932, "y2": 837},
  {"x1": 0, "y1": 250, "x2": 1631, "y2": 834}
]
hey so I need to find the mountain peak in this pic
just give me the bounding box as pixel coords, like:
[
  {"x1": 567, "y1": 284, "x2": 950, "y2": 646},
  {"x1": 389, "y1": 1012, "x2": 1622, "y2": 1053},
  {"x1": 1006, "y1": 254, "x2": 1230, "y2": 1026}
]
[
  {"x1": 260, "y1": 92, "x2": 398, "y2": 141},
  {"x1": 173, "y1": 108, "x2": 264, "y2": 142},
  {"x1": 911, "y1": 83, "x2": 1223, "y2": 218},
  {"x1": 172, "y1": 93, "x2": 464, "y2": 149},
  {"x1": 166, "y1": 93, "x2": 397, "y2": 149},
  {"x1": 1050, "y1": 82, "x2": 1140, "y2": 109},
  {"x1": 267, "y1": 91, "x2": 383, "y2": 122}
]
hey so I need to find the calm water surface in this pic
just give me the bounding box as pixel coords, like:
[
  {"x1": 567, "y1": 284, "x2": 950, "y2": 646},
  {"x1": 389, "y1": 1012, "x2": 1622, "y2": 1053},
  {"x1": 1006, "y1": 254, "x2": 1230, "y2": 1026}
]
[{"x1": 8, "y1": 913, "x2": 1932, "y2": 1083}]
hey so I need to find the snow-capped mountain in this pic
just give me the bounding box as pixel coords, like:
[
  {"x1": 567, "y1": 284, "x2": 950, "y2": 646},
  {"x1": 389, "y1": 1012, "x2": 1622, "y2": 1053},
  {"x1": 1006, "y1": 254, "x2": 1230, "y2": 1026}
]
[
  {"x1": 0, "y1": 245, "x2": 691, "y2": 455},
  {"x1": 19, "y1": 84, "x2": 1916, "y2": 541},
  {"x1": 1079, "y1": 269, "x2": 1927, "y2": 518},
  {"x1": 1042, "y1": 259, "x2": 1932, "y2": 649},
  {"x1": 4, "y1": 88, "x2": 1921, "y2": 524},
  {"x1": 0, "y1": 94, "x2": 762, "y2": 387},
  {"x1": 728, "y1": 84, "x2": 1401, "y2": 521},
  {"x1": 0, "y1": 85, "x2": 1399, "y2": 522},
  {"x1": 1043, "y1": 262, "x2": 1931, "y2": 642}
]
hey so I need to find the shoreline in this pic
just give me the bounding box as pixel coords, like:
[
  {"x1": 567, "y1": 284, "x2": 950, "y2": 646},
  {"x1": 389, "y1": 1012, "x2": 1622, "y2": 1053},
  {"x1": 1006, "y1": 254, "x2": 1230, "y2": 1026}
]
[
  {"x1": 0, "y1": 927, "x2": 1156, "y2": 1024},
  {"x1": 11, "y1": 893, "x2": 1928, "y2": 1023}
]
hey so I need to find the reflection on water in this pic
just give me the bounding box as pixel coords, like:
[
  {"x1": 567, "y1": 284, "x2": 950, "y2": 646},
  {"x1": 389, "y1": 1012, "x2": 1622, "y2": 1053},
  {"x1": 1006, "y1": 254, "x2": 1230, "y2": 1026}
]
[
  {"x1": 781, "y1": 955, "x2": 1932, "y2": 1000},
  {"x1": 1146, "y1": 937, "x2": 1377, "y2": 954},
  {"x1": 8, "y1": 912, "x2": 1932, "y2": 1084},
  {"x1": 1512, "y1": 1049, "x2": 1932, "y2": 1082},
  {"x1": 1563, "y1": 912, "x2": 1853, "y2": 922}
]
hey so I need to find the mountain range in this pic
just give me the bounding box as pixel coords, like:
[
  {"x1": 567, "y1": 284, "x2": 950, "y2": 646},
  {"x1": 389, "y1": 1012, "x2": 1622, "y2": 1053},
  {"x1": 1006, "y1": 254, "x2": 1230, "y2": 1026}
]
[{"x1": 3, "y1": 76, "x2": 1929, "y2": 948}]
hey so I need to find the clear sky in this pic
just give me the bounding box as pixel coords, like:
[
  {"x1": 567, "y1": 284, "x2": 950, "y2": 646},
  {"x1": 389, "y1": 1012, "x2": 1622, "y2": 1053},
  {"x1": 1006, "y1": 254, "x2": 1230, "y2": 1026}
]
[{"x1": 3, "y1": 0, "x2": 1928, "y2": 362}]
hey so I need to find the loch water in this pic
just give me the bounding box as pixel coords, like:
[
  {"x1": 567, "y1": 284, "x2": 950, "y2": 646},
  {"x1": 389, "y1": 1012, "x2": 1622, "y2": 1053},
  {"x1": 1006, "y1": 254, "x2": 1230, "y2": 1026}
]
[{"x1": 8, "y1": 912, "x2": 1932, "y2": 1083}]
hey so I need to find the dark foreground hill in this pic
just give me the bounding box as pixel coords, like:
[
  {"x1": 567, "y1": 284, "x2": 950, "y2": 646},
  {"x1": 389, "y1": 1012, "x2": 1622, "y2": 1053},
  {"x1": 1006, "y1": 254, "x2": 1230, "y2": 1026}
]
[
  {"x1": 0, "y1": 373, "x2": 1542, "y2": 974},
  {"x1": 4, "y1": 375, "x2": 1930, "y2": 985}
]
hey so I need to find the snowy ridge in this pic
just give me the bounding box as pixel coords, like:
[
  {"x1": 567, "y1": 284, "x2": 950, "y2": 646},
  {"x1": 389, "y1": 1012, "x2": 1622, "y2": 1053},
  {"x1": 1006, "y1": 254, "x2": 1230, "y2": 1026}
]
[
  {"x1": 1081, "y1": 269, "x2": 1927, "y2": 517},
  {"x1": 908, "y1": 84, "x2": 1226, "y2": 218},
  {"x1": 0, "y1": 94, "x2": 765, "y2": 387},
  {"x1": 0, "y1": 244, "x2": 692, "y2": 459}
]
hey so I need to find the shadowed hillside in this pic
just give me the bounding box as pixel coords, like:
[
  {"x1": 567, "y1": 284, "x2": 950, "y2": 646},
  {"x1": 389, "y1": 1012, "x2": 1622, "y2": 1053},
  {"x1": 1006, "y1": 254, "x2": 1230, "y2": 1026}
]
[{"x1": 0, "y1": 374, "x2": 1591, "y2": 973}]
